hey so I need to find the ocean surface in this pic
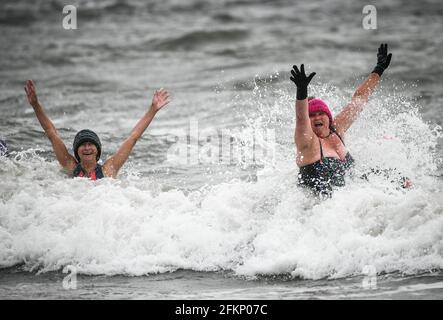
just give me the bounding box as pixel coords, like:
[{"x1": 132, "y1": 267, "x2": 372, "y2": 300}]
[{"x1": 0, "y1": 0, "x2": 442, "y2": 299}]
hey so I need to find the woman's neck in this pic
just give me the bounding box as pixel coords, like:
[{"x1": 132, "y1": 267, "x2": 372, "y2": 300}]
[
  {"x1": 318, "y1": 130, "x2": 332, "y2": 139},
  {"x1": 80, "y1": 160, "x2": 97, "y2": 174}
]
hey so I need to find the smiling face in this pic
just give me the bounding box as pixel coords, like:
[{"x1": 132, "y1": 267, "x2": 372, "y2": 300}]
[
  {"x1": 77, "y1": 142, "x2": 98, "y2": 163},
  {"x1": 310, "y1": 112, "x2": 331, "y2": 137}
]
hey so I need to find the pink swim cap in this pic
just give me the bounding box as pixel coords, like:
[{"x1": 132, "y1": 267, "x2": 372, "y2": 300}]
[{"x1": 308, "y1": 98, "x2": 333, "y2": 124}]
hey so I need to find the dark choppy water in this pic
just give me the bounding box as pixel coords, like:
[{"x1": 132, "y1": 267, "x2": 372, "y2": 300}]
[
  {"x1": 0, "y1": 0, "x2": 442, "y2": 299},
  {"x1": 1, "y1": 267, "x2": 442, "y2": 299}
]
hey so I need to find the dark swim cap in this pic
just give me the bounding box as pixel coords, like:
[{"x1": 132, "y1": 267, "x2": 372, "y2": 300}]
[
  {"x1": 73, "y1": 129, "x2": 101, "y2": 162},
  {"x1": 0, "y1": 139, "x2": 8, "y2": 156}
]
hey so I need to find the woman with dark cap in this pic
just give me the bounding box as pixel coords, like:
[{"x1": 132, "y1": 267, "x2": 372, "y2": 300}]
[
  {"x1": 290, "y1": 44, "x2": 402, "y2": 196},
  {"x1": 24, "y1": 80, "x2": 170, "y2": 180}
]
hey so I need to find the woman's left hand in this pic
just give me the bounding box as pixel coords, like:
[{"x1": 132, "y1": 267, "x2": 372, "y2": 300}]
[
  {"x1": 372, "y1": 43, "x2": 392, "y2": 76},
  {"x1": 150, "y1": 88, "x2": 170, "y2": 112}
]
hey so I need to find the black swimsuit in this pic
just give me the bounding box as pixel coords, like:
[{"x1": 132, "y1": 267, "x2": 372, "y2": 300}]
[
  {"x1": 72, "y1": 163, "x2": 104, "y2": 180},
  {"x1": 298, "y1": 132, "x2": 354, "y2": 196}
]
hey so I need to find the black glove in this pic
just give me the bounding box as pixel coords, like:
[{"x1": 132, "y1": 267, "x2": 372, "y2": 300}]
[
  {"x1": 290, "y1": 64, "x2": 316, "y2": 100},
  {"x1": 372, "y1": 43, "x2": 392, "y2": 76}
]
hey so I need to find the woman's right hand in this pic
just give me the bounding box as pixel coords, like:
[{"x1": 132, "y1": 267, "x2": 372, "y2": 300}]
[
  {"x1": 24, "y1": 80, "x2": 39, "y2": 108},
  {"x1": 290, "y1": 64, "x2": 316, "y2": 100}
]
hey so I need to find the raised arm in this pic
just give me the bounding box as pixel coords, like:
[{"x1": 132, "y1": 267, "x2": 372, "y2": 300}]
[
  {"x1": 102, "y1": 88, "x2": 170, "y2": 178},
  {"x1": 290, "y1": 64, "x2": 317, "y2": 150},
  {"x1": 334, "y1": 44, "x2": 392, "y2": 135},
  {"x1": 24, "y1": 80, "x2": 77, "y2": 171}
]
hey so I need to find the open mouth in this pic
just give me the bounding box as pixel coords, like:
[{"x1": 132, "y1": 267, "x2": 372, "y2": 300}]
[{"x1": 314, "y1": 123, "x2": 323, "y2": 128}]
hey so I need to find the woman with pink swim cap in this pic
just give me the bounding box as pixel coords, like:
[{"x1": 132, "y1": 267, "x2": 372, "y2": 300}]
[{"x1": 290, "y1": 44, "x2": 393, "y2": 196}]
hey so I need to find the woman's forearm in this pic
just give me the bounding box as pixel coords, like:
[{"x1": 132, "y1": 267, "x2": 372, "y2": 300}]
[
  {"x1": 334, "y1": 72, "x2": 381, "y2": 133},
  {"x1": 32, "y1": 102, "x2": 58, "y2": 138},
  {"x1": 334, "y1": 44, "x2": 392, "y2": 134},
  {"x1": 352, "y1": 72, "x2": 380, "y2": 103},
  {"x1": 127, "y1": 88, "x2": 169, "y2": 142},
  {"x1": 295, "y1": 99, "x2": 311, "y2": 135},
  {"x1": 25, "y1": 80, "x2": 76, "y2": 170},
  {"x1": 128, "y1": 107, "x2": 157, "y2": 143},
  {"x1": 294, "y1": 98, "x2": 314, "y2": 147},
  {"x1": 102, "y1": 89, "x2": 170, "y2": 177},
  {"x1": 102, "y1": 107, "x2": 158, "y2": 177},
  {"x1": 352, "y1": 43, "x2": 392, "y2": 103}
]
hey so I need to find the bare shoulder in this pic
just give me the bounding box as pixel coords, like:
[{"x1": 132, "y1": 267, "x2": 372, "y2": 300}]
[
  {"x1": 334, "y1": 127, "x2": 346, "y2": 141},
  {"x1": 102, "y1": 158, "x2": 117, "y2": 178},
  {"x1": 64, "y1": 160, "x2": 77, "y2": 172},
  {"x1": 61, "y1": 163, "x2": 76, "y2": 176}
]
